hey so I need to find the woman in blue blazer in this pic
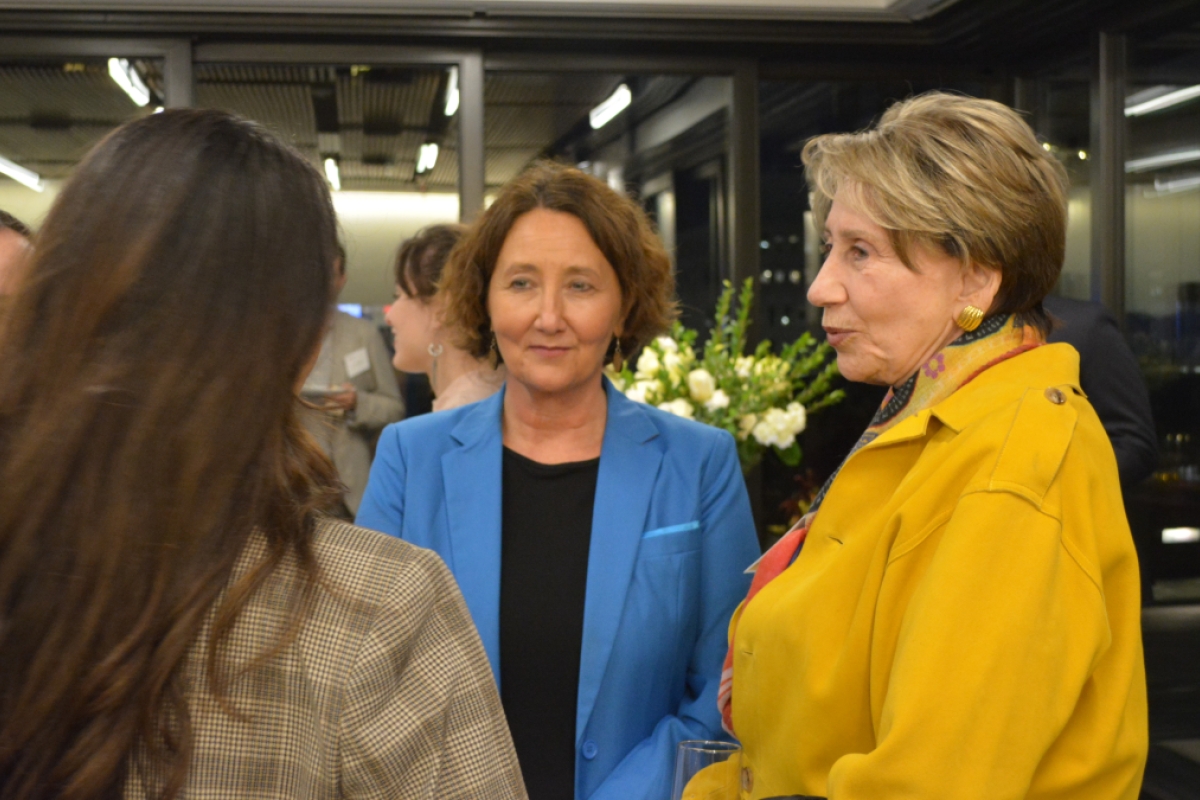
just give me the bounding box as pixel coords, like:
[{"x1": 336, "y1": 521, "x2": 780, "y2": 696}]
[{"x1": 357, "y1": 162, "x2": 759, "y2": 800}]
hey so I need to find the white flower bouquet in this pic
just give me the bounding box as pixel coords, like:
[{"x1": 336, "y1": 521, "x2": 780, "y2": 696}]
[{"x1": 611, "y1": 279, "x2": 844, "y2": 470}]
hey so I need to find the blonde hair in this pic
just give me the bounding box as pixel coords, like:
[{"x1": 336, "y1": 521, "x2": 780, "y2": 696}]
[{"x1": 802, "y1": 91, "x2": 1069, "y2": 335}]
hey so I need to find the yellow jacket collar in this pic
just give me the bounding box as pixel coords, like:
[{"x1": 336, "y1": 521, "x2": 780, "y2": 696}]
[{"x1": 867, "y1": 343, "x2": 1083, "y2": 448}]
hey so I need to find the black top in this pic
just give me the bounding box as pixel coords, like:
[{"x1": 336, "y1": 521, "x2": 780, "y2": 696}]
[{"x1": 500, "y1": 446, "x2": 600, "y2": 800}]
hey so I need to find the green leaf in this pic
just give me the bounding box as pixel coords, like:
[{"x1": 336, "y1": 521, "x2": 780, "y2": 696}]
[{"x1": 776, "y1": 442, "x2": 802, "y2": 466}]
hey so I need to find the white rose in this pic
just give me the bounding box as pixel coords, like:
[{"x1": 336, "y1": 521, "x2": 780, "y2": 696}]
[
  {"x1": 655, "y1": 336, "x2": 679, "y2": 353},
  {"x1": 784, "y1": 401, "x2": 807, "y2": 435},
  {"x1": 686, "y1": 368, "x2": 716, "y2": 403},
  {"x1": 658, "y1": 398, "x2": 695, "y2": 419},
  {"x1": 752, "y1": 407, "x2": 797, "y2": 449},
  {"x1": 626, "y1": 379, "x2": 662, "y2": 405},
  {"x1": 735, "y1": 356, "x2": 754, "y2": 378},
  {"x1": 636, "y1": 348, "x2": 661, "y2": 376},
  {"x1": 704, "y1": 389, "x2": 730, "y2": 412},
  {"x1": 663, "y1": 351, "x2": 683, "y2": 373},
  {"x1": 737, "y1": 413, "x2": 757, "y2": 441}
]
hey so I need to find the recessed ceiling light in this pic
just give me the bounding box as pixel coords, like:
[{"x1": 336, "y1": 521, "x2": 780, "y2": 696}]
[
  {"x1": 108, "y1": 58, "x2": 150, "y2": 107},
  {"x1": 323, "y1": 158, "x2": 341, "y2": 191},
  {"x1": 417, "y1": 142, "x2": 439, "y2": 174},
  {"x1": 0, "y1": 153, "x2": 44, "y2": 192},
  {"x1": 1125, "y1": 84, "x2": 1200, "y2": 117},
  {"x1": 589, "y1": 83, "x2": 632, "y2": 130},
  {"x1": 444, "y1": 66, "x2": 460, "y2": 117}
]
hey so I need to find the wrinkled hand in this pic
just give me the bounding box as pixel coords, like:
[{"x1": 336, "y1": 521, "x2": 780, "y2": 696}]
[{"x1": 327, "y1": 383, "x2": 357, "y2": 411}]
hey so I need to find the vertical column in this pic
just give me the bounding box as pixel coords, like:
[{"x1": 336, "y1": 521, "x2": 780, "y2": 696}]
[
  {"x1": 728, "y1": 61, "x2": 764, "y2": 536},
  {"x1": 163, "y1": 39, "x2": 194, "y2": 108},
  {"x1": 458, "y1": 51, "x2": 486, "y2": 223},
  {"x1": 1090, "y1": 31, "x2": 1126, "y2": 319},
  {"x1": 728, "y1": 61, "x2": 760, "y2": 322}
]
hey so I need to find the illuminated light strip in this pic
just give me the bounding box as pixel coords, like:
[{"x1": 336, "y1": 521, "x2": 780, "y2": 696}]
[
  {"x1": 323, "y1": 158, "x2": 341, "y2": 191},
  {"x1": 1126, "y1": 84, "x2": 1200, "y2": 117},
  {"x1": 0, "y1": 153, "x2": 44, "y2": 192},
  {"x1": 444, "y1": 66, "x2": 460, "y2": 117},
  {"x1": 107, "y1": 58, "x2": 151, "y2": 107},
  {"x1": 1163, "y1": 527, "x2": 1200, "y2": 544},
  {"x1": 1151, "y1": 174, "x2": 1200, "y2": 196},
  {"x1": 589, "y1": 83, "x2": 632, "y2": 130},
  {"x1": 417, "y1": 142, "x2": 439, "y2": 174},
  {"x1": 1125, "y1": 148, "x2": 1200, "y2": 173}
]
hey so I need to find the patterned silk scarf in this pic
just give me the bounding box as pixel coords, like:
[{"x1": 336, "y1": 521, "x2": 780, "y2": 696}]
[{"x1": 718, "y1": 314, "x2": 1041, "y2": 735}]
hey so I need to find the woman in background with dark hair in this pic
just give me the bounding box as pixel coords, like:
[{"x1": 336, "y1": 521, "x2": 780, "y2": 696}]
[
  {"x1": 0, "y1": 109, "x2": 524, "y2": 800},
  {"x1": 386, "y1": 223, "x2": 506, "y2": 412}
]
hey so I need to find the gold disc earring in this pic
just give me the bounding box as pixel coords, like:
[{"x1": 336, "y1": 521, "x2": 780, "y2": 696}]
[
  {"x1": 956, "y1": 305, "x2": 984, "y2": 332},
  {"x1": 488, "y1": 332, "x2": 500, "y2": 368}
]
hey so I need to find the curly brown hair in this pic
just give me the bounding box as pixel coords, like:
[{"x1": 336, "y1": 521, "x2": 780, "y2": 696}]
[{"x1": 439, "y1": 160, "x2": 677, "y2": 363}]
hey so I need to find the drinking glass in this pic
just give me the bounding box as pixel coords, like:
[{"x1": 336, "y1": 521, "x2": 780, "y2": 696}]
[{"x1": 671, "y1": 739, "x2": 741, "y2": 800}]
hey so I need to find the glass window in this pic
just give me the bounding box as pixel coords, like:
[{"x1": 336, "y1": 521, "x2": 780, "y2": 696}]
[{"x1": 1125, "y1": 33, "x2": 1200, "y2": 600}]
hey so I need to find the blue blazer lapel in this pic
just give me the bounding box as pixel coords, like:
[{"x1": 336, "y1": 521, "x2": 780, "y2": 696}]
[
  {"x1": 441, "y1": 388, "x2": 506, "y2": 677},
  {"x1": 576, "y1": 379, "x2": 663, "y2": 743}
]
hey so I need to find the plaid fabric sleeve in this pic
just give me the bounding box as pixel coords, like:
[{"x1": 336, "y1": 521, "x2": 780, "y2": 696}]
[{"x1": 338, "y1": 545, "x2": 527, "y2": 800}]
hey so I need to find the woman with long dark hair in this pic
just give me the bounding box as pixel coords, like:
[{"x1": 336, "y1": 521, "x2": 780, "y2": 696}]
[{"x1": 0, "y1": 109, "x2": 524, "y2": 800}]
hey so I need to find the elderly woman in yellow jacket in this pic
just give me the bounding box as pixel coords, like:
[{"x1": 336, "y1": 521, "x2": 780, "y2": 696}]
[{"x1": 713, "y1": 93, "x2": 1148, "y2": 799}]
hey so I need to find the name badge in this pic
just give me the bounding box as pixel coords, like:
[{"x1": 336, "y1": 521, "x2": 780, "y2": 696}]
[{"x1": 344, "y1": 347, "x2": 370, "y2": 379}]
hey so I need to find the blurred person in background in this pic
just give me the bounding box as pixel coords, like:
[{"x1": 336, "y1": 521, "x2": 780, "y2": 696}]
[
  {"x1": 301, "y1": 245, "x2": 404, "y2": 516},
  {"x1": 356, "y1": 161, "x2": 760, "y2": 800},
  {"x1": 0, "y1": 210, "x2": 32, "y2": 298},
  {"x1": 1044, "y1": 294, "x2": 1158, "y2": 488},
  {"x1": 712, "y1": 93, "x2": 1146, "y2": 799},
  {"x1": 0, "y1": 109, "x2": 524, "y2": 800},
  {"x1": 386, "y1": 223, "x2": 506, "y2": 412}
]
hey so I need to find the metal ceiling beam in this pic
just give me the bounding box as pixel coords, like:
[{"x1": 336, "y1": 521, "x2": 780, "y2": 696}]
[{"x1": 0, "y1": 36, "x2": 193, "y2": 107}]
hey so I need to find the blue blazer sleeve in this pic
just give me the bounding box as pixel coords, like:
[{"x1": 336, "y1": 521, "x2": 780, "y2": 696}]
[
  {"x1": 355, "y1": 424, "x2": 406, "y2": 538},
  {"x1": 586, "y1": 430, "x2": 758, "y2": 800}
]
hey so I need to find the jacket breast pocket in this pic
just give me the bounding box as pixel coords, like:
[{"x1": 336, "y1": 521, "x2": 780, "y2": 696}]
[{"x1": 638, "y1": 521, "x2": 701, "y2": 558}]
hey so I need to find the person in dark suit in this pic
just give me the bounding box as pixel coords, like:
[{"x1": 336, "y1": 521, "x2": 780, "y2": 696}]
[{"x1": 1044, "y1": 294, "x2": 1158, "y2": 487}]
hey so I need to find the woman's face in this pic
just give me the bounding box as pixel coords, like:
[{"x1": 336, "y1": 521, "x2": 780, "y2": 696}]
[
  {"x1": 385, "y1": 284, "x2": 439, "y2": 374},
  {"x1": 807, "y1": 193, "x2": 997, "y2": 386},
  {"x1": 487, "y1": 208, "x2": 624, "y2": 398}
]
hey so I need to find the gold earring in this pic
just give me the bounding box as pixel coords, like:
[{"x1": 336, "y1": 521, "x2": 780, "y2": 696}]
[
  {"x1": 488, "y1": 332, "x2": 500, "y2": 368},
  {"x1": 612, "y1": 338, "x2": 624, "y2": 371},
  {"x1": 956, "y1": 305, "x2": 984, "y2": 332}
]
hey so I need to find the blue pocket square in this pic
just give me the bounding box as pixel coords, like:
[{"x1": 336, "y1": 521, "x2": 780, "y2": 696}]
[{"x1": 642, "y1": 521, "x2": 700, "y2": 539}]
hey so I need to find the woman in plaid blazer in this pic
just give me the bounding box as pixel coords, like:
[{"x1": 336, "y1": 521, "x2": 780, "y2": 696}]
[{"x1": 0, "y1": 110, "x2": 525, "y2": 800}]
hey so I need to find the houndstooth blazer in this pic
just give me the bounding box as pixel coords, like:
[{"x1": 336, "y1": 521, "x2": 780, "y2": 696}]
[{"x1": 125, "y1": 518, "x2": 527, "y2": 800}]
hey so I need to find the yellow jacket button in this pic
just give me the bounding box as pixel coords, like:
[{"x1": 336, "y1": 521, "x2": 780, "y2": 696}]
[{"x1": 1045, "y1": 387, "x2": 1066, "y2": 405}]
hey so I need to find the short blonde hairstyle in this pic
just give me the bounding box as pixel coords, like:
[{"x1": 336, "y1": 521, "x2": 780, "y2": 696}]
[
  {"x1": 439, "y1": 160, "x2": 677, "y2": 362},
  {"x1": 802, "y1": 92, "x2": 1069, "y2": 336}
]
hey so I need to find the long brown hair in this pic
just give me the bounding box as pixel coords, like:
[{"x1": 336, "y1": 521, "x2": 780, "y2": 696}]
[{"x1": 0, "y1": 110, "x2": 341, "y2": 799}]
